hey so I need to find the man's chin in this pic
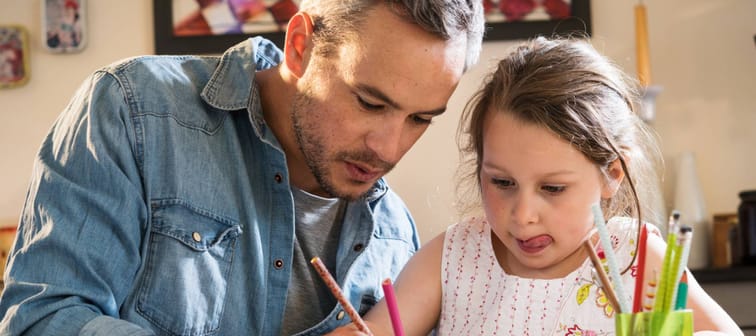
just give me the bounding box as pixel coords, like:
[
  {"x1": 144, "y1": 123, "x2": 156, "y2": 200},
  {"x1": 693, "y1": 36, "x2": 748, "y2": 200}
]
[{"x1": 328, "y1": 181, "x2": 375, "y2": 201}]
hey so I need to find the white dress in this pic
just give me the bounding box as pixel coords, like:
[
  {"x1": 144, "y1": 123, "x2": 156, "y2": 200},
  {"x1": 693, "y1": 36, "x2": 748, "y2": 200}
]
[{"x1": 437, "y1": 216, "x2": 658, "y2": 335}]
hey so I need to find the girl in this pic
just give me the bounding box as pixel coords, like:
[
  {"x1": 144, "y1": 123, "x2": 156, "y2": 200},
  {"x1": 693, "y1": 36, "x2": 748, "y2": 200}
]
[{"x1": 328, "y1": 37, "x2": 741, "y2": 335}]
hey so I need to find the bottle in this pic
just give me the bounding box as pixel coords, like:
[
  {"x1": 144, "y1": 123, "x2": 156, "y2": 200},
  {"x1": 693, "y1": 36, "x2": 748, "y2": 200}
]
[{"x1": 738, "y1": 190, "x2": 756, "y2": 265}]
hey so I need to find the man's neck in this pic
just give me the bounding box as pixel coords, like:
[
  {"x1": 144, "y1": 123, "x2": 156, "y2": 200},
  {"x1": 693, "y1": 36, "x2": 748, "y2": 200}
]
[{"x1": 256, "y1": 66, "x2": 320, "y2": 195}]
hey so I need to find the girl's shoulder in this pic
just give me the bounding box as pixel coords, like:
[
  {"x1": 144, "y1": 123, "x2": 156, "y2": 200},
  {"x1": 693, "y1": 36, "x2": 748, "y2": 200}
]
[{"x1": 444, "y1": 216, "x2": 490, "y2": 244}]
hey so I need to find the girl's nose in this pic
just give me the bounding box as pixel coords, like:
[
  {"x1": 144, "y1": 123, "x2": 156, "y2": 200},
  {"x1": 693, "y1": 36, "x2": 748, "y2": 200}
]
[{"x1": 511, "y1": 192, "x2": 538, "y2": 227}]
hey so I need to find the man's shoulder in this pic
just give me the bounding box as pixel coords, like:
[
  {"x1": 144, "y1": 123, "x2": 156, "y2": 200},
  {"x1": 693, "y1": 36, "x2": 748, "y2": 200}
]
[{"x1": 100, "y1": 54, "x2": 218, "y2": 89}]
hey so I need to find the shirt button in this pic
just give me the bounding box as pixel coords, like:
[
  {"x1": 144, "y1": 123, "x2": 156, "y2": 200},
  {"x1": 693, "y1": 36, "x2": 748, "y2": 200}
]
[
  {"x1": 192, "y1": 232, "x2": 201, "y2": 242},
  {"x1": 336, "y1": 310, "x2": 345, "y2": 320},
  {"x1": 274, "y1": 173, "x2": 283, "y2": 183},
  {"x1": 274, "y1": 259, "x2": 284, "y2": 269},
  {"x1": 353, "y1": 243, "x2": 364, "y2": 252}
]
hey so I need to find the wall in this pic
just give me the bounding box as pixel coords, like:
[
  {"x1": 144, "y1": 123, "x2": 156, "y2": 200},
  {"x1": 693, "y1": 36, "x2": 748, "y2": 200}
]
[
  {"x1": 0, "y1": 1, "x2": 154, "y2": 227},
  {"x1": 2, "y1": 1, "x2": 756, "y2": 256}
]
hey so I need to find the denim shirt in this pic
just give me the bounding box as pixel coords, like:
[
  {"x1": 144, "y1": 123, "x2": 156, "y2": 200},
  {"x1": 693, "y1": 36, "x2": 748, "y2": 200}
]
[{"x1": 0, "y1": 37, "x2": 420, "y2": 336}]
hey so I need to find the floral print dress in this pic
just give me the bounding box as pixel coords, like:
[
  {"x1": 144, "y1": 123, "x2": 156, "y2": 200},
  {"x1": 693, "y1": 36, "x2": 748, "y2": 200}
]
[{"x1": 437, "y1": 216, "x2": 658, "y2": 335}]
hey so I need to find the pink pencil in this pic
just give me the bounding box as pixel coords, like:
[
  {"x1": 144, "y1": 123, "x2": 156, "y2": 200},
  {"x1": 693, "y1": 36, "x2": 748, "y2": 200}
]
[
  {"x1": 310, "y1": 257, "x2": 372, "y2": 335},
  {"x1": 381, "y1": 278, "x2": 405, "y2": 336}
]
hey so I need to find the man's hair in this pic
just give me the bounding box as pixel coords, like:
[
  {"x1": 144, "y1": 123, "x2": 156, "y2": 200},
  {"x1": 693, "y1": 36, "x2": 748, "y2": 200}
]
[{"x1": 298, "y1": 0, "x2": 485, "y2": 71}]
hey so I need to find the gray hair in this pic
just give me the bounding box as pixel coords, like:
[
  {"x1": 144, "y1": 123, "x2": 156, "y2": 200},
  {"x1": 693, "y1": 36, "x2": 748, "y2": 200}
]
[{"x1": 298, "y1": 0, "x2": 485, "y2": 71}]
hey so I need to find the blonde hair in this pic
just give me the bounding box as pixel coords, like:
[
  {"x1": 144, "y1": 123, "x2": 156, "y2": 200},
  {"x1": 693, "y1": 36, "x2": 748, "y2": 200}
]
[{"x1": 456, "y1": 37, "x2": 664, "y2": 272}]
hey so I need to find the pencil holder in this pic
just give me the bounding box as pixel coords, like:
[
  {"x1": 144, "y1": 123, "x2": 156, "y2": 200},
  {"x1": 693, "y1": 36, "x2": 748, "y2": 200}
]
[{"x1": 615, "y1": 310, "x2": 693, "y2": 336}]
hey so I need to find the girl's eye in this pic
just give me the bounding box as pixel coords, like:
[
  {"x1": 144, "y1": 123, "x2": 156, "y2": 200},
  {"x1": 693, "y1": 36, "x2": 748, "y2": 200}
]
[
  {"x1": 491, "y1": 178, "x2": 514, "y2": 188},
  {"x1": 542, "y1": 185, "x2": 566, "y2": 193},
  {"x1": 357, "y1": 95, "x2": 383, "y2": 111}
]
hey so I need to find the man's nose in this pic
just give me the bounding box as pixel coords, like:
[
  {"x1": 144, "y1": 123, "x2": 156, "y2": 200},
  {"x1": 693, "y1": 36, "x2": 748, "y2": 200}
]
[{"x1": 364, "y1": 118, "x2": 405, "y2": 164}]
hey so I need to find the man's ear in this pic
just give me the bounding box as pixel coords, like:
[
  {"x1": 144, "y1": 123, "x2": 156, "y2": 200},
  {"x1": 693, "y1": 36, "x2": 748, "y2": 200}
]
[
  {"x1": 602, "y1": 158, "x2": 626, "y2": 199},
  {"x1": 283, "y1": 12, "x2": 314, "y2": 79}
]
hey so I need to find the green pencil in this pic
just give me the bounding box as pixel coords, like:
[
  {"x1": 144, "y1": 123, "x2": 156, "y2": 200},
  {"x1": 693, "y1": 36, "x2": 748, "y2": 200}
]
[{"x1": 674, "y1": 272, "x2": 689, "y2": 310}]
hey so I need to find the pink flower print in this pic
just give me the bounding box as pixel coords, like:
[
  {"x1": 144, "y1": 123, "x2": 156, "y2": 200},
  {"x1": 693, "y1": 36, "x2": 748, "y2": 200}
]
[
  {"x1": 611, "y1": 234, "x2": 620, "y2": 249},
  {"x1": 565, "y1": 324, "x2": 597, "y2": 336}
]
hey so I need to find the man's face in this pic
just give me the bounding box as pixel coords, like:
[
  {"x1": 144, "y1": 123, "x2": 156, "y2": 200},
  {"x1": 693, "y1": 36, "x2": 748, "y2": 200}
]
[{"x1": 289, "y1": 5, "x2": 468, "y2": 200}]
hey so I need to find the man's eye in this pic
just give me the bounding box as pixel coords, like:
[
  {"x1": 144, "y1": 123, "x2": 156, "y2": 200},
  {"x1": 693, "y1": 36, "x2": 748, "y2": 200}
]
[
  {"x1": 411, "y1": 115, "x2": 433, "y2": 125},
  {"x1": 542, "y1": 185, "x2": 566, "y2": 193},
  {"x1": 357, "y1": 96, "x2": 383, "y2": 110}
]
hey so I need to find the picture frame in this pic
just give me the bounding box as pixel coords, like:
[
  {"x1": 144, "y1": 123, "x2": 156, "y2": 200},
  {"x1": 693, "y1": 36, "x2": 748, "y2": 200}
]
[
  {"x1": 153, "y1": 0, "x2": 591, "y2": 55},
  {"x1": 483, "y1": 0, "x2": 592, "y2": 41},
  {"x1": 0, "y1": 25, "x2": 31, "y2": 89},
  {"x1": 154, "y1": 0, "x2": 298, "y2": 55},
  {"x1": 42, "y1": 0, "x2": 87, "y2": 53}
]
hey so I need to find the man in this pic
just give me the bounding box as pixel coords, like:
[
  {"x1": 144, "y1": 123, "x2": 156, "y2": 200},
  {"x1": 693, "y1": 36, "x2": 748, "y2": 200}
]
[{"x1": 0, "y1": 0, "x2": 484, "y2": 335}]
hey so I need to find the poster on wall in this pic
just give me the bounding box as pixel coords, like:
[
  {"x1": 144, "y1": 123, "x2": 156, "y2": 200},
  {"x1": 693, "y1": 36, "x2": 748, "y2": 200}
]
[
  {"x1": 43, "y1": 0, "x2": 87, "y2": 53},
  {"x1": 153, "y1": 0, "x2": 591, "y2": 55},
  {"x1": 0, "y1": 25, "x2": 30, "y2": 89}
]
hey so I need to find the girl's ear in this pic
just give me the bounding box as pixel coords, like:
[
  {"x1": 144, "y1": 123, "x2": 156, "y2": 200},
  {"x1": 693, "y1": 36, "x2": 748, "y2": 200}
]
[
  {"x1": 601, "y1": 158, "x2": 626, "y2": 198},
  {"x1": 283, "y1": 12, "x2": 314, "y2": 79}
]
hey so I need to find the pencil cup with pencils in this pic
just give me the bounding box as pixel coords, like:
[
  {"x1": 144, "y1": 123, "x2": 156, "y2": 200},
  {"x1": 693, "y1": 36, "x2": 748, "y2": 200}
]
[{"x1": 615, "y1": 310, "x2": 693, "y2": 336}]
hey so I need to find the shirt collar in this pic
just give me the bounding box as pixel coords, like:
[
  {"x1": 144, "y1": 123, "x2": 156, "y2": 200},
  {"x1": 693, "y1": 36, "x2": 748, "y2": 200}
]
[{"x1": 200, "y1": 37, "x2": 282, "y2": 112}]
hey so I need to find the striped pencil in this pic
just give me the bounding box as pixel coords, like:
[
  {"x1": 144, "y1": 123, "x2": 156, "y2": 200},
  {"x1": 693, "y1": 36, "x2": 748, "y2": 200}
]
[{"x1": 311, "y1": 257, "x2": 373, "y2": 335}]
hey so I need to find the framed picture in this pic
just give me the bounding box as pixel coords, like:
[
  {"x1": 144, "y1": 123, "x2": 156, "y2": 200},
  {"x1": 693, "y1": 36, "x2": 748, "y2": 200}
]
[
  {"x1": 154, "y1": 0, "x2": 299, "y2": 55},
  {"x1": 483, "y1": 0, "x2": 592, "y2": 41},
  {"x1": 43, "y1": 0, "x2": 87, "y2": 53},
  {"x1": 0, "y1": 25, "x2": 30, "y2": 89},
  {"x1": 153, "y1": 0, "x2": 591, "y2": 55}
]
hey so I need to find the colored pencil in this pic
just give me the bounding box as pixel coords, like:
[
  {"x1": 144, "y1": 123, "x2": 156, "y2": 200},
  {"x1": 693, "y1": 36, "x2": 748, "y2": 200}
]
[
  {"x1": 381, "y1": 278, "x2": 405, "y2": 336},
  {"x1": 674, "y1": 271, "x2": 689, "y2": 310},
  {"x1": 632, "y1": 224, "x2": 649, "y2": 313},
  {"x1": 654, "y1": 211, "x2": 680, "y2": 312},
  {"x1": 643, "y1": 271, "x2": 658, "y2": 312},
  {"x1": 584, "y1": 240, "x2": 622, "y2": 314},
  {"x1": 591, "y1": 204, "x2": 629, "y2": 313},
  {"x1": 671, "y1": 226, "x2": 693, "y2": 309},
  {"x1": 310, "y1": 257, "x2": 372, "y2": 335}
]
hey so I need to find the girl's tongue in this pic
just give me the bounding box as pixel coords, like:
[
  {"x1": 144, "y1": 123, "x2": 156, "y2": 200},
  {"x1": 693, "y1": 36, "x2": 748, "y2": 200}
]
[{"x1": 518, "y1": 234, "x2": 553, "y2": 253}]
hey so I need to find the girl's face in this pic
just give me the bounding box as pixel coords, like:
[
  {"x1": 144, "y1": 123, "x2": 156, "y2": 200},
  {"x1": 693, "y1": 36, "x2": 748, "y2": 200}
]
[{"x1": 480, "y1": 112, "x2": 622, "y2": 279}]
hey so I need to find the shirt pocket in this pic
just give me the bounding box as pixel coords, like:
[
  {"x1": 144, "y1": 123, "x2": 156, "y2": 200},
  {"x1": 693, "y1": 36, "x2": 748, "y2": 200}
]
[{"x1": 137, "y1": 201, "x2": 242, "y2": 336}]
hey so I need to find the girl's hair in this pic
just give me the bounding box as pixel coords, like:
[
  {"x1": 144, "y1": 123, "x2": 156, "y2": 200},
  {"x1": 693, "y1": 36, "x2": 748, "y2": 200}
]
[
  {"x1": 456, "y1": 36, "x2": 664, "y2": 273},
  {"x1": 298, "y1": 0, "x2": 485, "y2": 72}
]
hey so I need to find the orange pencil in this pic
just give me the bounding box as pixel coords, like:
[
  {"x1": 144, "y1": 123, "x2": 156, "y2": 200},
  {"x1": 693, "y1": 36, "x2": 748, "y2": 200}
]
[{"x1": 310, "y1": 257, "x2": 372, "y2": 335}]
